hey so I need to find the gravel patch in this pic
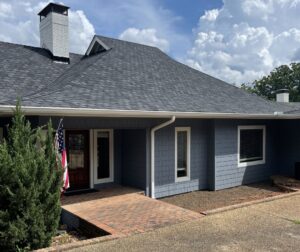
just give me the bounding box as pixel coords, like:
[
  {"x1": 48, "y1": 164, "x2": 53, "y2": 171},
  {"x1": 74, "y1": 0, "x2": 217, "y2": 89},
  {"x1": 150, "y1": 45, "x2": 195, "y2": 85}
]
[
  {"x1": 51, "y1": 230, "x2": 87, "y2": 247},
  {"x1": 160, "y1": 181, "x2": 286, "y2": 213}
]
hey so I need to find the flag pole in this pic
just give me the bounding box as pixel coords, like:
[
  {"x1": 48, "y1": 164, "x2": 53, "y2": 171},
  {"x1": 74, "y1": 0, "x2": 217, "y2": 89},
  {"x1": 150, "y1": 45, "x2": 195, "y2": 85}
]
[{"x1": 56, "y1": 118, "x2": 63, "y2": 132}]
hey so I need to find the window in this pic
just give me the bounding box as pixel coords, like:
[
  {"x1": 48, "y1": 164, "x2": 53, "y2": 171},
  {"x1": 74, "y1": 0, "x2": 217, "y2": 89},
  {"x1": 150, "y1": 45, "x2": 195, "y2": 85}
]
[
  {"x1": 175, "y1": 127, "x2": 190, "y2": 182},
  {"x1": 238, "y1": 125, "x2": 266, "y2": 167},
  {"x1": 0, "y1": 127, "x2": 3, "y2": 142}
]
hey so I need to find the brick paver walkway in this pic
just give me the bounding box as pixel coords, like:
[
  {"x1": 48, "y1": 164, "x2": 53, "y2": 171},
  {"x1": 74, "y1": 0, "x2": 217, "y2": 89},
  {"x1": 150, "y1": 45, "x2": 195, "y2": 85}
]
[{"x1": 62, "y1": 187, "x2": 202, "y2": 236}]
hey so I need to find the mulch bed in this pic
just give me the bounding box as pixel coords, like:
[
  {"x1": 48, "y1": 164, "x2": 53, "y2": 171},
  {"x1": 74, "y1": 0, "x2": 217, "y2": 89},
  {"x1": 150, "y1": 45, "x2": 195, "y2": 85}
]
[
  {"x1": 160, "y1": 181, "x2": 286, "y2": 213},
  {"x1": 51, "y1": 225, "x2": 87, "y2": 247},
  {"x1": 271, "y1": 175, "x2": 300, "y2": 192}
]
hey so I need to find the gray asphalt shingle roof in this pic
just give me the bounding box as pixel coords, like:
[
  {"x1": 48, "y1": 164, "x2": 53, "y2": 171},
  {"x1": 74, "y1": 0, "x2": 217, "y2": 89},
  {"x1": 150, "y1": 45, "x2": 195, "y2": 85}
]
[{"x1": 0, "y1": 35, "x2": 297, "y2": 115}]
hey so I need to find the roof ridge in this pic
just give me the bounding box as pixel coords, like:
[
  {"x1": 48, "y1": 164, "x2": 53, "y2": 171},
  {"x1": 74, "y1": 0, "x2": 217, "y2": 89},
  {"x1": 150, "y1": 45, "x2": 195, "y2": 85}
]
[
  {"x1": 21, "y1": 49, "x2": 112, "y2": 102},
  {"x1": 95, "y1": 34, "x2": 160, "y2": 50}
]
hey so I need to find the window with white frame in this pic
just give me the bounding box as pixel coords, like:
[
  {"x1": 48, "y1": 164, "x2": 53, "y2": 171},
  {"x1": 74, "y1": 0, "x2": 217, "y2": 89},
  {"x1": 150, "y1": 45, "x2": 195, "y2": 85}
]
[
  {"x1": 175, "y1": 127, "x2": 190, "y2": 182},
  {"x1": 238, "y1": 125, "x2": 266, "y2": 167}
]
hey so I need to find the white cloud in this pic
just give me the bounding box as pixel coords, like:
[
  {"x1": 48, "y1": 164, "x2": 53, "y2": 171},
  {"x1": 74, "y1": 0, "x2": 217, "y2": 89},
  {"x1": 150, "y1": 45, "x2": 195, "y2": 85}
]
[
  {"x1": 84, "y1": 0, "x2": 187, "y2": 57},
  {"x1": 119, "y1": 28, "x2": 170, "y2": 52},
  {"x1": 69, "y1": 10, "x2": 95, "y2": 54},
  {"x1": 186, "y1": 0, "x2": 300, "y2": 85},
  {"x1": 0, "y1": 0, "x2": 95, "y2": 54},
  {"x1": 0, "y1": 2, "x2": 12, "y2": 18},
  {"x1": 200, "y1": 9, "x2": 219, "y2": 22}
]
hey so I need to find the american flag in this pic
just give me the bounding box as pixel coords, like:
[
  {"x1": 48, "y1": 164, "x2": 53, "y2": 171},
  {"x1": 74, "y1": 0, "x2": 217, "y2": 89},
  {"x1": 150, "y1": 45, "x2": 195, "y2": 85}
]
[{"x1": 55, "y1": 120, "x2": 70, "y2": 191}]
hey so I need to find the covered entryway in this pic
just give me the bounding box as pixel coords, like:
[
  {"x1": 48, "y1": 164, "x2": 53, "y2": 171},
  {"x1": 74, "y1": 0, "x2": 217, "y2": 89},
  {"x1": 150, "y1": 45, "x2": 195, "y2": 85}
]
[
  {"x1": 36, "y1": 116, "x2": 166, "y2": 195},
  {"x1": 64, "y1": 126, "x2": 149, "y2": 193}
]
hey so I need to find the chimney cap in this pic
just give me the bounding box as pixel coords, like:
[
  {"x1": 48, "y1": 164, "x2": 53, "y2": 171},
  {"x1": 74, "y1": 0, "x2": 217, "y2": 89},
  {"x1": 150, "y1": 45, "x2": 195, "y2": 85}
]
[
  {"x1": 38, "y1": 2, "x2": 69, "y2": 17},
  {"x1": 276, "y1": 88, "x2": 289, "y2": 94}
]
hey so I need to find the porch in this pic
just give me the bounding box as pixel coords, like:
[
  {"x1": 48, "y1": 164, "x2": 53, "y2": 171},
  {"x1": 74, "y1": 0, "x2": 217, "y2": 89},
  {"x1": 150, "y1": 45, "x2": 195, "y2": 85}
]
[
  {"x1": 50, "y1": 116, "x2": 161, "y2": 194},
  {"x1": 61, "y1": 185, "x2": 201, "y2": 236}
]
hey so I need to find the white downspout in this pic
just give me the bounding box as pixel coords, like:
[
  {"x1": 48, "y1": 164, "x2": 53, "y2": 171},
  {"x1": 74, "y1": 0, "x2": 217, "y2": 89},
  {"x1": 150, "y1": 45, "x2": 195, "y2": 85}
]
[{"x1": 151, "y1": 116, "x2": 176, "y2": 198}]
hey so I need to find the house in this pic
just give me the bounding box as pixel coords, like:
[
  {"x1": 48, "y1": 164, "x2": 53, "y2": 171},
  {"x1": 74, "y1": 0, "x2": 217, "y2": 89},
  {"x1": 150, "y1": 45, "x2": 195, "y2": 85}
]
[{"x1": 1, "y1": 3, "x2": 300, "y2": 198}]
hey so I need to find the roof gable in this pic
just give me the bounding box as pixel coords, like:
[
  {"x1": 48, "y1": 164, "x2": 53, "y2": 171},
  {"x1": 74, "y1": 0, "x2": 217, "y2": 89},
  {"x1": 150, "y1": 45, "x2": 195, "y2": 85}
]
[{"x1": 85, "y1": 36, "x2": 110, "y2": 56}]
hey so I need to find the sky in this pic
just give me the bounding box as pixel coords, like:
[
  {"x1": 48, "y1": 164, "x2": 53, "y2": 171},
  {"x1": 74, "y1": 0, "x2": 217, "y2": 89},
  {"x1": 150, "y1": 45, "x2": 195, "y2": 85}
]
[{"x1": 1, "y1": 0, "x2": 300, "y2": 85}]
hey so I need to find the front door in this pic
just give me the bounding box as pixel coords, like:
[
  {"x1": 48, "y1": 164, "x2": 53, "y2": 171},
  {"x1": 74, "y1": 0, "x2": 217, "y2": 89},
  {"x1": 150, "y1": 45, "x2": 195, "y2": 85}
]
[{"x1": 66, "y1": 130, "x2": 90, "y2": 191}]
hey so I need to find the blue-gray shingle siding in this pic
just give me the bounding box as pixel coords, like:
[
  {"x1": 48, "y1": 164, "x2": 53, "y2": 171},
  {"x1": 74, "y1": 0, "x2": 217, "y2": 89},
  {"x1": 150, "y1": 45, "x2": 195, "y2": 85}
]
[
  {"x1": 7, "y1": 115, "x2": 300, "y2": 198},
  {"x1": 213, "y1": 120, "x2": 277, "y2": 190},
  {"x1": 154, "y1": 119, "x2": 210, "y2": 198},
  {"x1": 121, "y1": 129, "x2": 147, "y2": 190},
  {"x1": 276, "y1": 120, "x2": 300, "y2": 177}
]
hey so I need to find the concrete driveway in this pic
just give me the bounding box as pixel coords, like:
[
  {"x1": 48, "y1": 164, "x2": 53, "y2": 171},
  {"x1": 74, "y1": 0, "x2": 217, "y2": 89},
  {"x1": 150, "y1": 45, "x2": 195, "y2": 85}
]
[{"x1": 70, "y1": 194, "x2": 300, "y2": 252}]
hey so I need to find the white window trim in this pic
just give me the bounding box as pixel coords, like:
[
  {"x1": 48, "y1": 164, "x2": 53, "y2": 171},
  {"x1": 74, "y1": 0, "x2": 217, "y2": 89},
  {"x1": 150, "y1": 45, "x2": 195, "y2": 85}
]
[
  {"x1": 175, "y1": 127, "x2": 191, "y2": 182},
  {"x1": 93, "y1": 129, "x2": 114, "y2": 184},
  {"x1": 237, "y1": 125, "x2": 266, "y2": 167}
]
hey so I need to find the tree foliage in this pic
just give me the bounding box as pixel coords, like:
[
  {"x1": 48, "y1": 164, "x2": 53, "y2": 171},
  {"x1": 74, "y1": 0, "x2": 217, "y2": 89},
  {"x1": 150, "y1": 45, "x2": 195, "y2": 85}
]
[
  {"x1": 241, "y1": 63, "x2": 300, "y2": 102},
  {"x1": 0, "y1": 102, "x2": 62, "y2": 251}
]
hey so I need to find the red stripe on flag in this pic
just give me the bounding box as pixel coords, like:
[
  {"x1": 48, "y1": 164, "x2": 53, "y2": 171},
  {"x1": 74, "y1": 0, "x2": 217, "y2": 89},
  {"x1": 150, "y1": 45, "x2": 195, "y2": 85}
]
[
  {"x1": 62, "y1": 150, "x2": 67, "y2": 168},
  {"x1": 62, "y1": 150, "x2": 70, "y2": 189}
]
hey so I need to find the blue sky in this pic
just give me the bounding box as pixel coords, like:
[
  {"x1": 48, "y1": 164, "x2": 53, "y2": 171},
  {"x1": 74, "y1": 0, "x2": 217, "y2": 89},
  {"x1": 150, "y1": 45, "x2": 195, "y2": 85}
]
[
  {"x1": 67, "y1": 1, "x2": 222, "y2": 33},
  {"x1": 1, "y1": 0, "x2": 300, "y2": 85},
  {"x1": 61, "y1": 0, "x2": 222, "y2": 59}
]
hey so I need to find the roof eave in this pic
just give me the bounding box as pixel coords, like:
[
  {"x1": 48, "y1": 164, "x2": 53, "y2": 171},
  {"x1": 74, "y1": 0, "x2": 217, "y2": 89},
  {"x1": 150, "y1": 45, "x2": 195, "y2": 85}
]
[{"x1": 0, "y1": 105, "x2": 299, "y2": 119}]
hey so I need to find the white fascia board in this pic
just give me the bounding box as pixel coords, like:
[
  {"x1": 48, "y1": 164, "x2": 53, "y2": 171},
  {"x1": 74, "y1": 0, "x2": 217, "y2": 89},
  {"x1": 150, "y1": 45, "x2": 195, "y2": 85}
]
[{"x1": 0, "y1": 105, "x2": 300, "y2": 119}]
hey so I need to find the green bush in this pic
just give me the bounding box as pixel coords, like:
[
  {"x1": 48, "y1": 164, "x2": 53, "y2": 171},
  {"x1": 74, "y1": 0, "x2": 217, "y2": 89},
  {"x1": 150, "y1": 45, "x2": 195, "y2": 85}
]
[{"x1": 0, "y1": 103, "x2": 62, "y2": 251}]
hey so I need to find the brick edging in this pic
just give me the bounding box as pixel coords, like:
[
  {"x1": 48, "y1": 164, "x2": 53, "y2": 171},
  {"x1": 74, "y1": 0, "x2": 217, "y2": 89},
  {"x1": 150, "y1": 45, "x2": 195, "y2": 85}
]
[
  {"x1": 201, "y1": 190, "x2": 300, "y2": 216},
  {"x1": 34, "y1": 233, "x2": 126, "y2": 252}
]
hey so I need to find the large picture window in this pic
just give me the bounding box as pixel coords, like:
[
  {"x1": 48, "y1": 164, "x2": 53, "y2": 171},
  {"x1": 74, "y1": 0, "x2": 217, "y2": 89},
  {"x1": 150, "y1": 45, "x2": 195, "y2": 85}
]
[
  {"x1": 238, "y1": 125, "x2": 266, "y2": 167},
  {"x1": 175, "y1": 127, "x2": 190, "y2": 182}
]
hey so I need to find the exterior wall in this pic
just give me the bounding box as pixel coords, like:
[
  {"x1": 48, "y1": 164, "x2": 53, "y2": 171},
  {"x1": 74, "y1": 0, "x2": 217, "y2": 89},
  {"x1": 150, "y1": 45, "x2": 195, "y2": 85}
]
[
  {"x1": 276, "y1": 120, "x2": 300, "y2": 177},
  {"x1": 38, "y1": 117, "x2": 163, "y2": 130},
  {"x1": 207, "y1": 120, "x2": 215, "y2": 190},
  {"x1": 113, "y1": 129, "x2": 123, "y2": 185},
  {"x1": 0, "y1": 117, "x2": 11, "y2": 138},
  {"x1": 154, "y1": 119, "x2": 210, "y2": 198},
  {"x1": 5, "y1": 115, "x2": 300, "y2": 198},
  {"x1": 213, "y1": 120, "x2": 278, "y2": 190},
  {"x1": 121, "y1": 129, "x2": 146, "y2": 190},
  {"x1": 0, "y1": 116, "x2": 39, "y2": 138}
]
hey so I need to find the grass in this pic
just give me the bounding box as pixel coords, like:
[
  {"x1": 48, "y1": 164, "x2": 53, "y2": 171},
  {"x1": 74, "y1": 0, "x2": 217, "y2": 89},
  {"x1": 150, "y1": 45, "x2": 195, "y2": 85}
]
[{"x1": 291, "y1": 219, "x2": 300, "y2": 225}]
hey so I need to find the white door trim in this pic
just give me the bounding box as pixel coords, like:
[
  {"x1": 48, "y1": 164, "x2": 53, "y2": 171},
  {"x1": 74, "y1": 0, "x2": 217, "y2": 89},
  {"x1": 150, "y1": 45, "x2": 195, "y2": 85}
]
[
  {"x1": 93, "y1": 129, "x2": 114, "y2": 184},
  {"x1": 89, "y1": 129, "x2": 94, "y2": 188}
]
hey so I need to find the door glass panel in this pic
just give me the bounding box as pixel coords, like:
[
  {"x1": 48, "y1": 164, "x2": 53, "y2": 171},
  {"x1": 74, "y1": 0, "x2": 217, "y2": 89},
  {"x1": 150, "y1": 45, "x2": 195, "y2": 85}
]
[
  {"x1": 97, "y1": 131, "x2": 110, "y2": 179},
  {"x1": 68, "y1": 134, "x2": 85, "y2": 170}
]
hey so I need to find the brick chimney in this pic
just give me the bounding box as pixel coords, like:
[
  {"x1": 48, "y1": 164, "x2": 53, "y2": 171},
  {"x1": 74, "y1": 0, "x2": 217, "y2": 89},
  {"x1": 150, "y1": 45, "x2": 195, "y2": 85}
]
[{"x1": 38, "y1": 3, "x2": 69, "y2": 63}]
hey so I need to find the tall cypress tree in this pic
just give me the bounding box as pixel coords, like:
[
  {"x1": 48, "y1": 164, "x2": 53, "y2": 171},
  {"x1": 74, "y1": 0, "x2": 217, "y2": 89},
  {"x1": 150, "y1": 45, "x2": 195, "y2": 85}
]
[{"x1": 0, "y1": 103, "x2": 62, "y2": 251}]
